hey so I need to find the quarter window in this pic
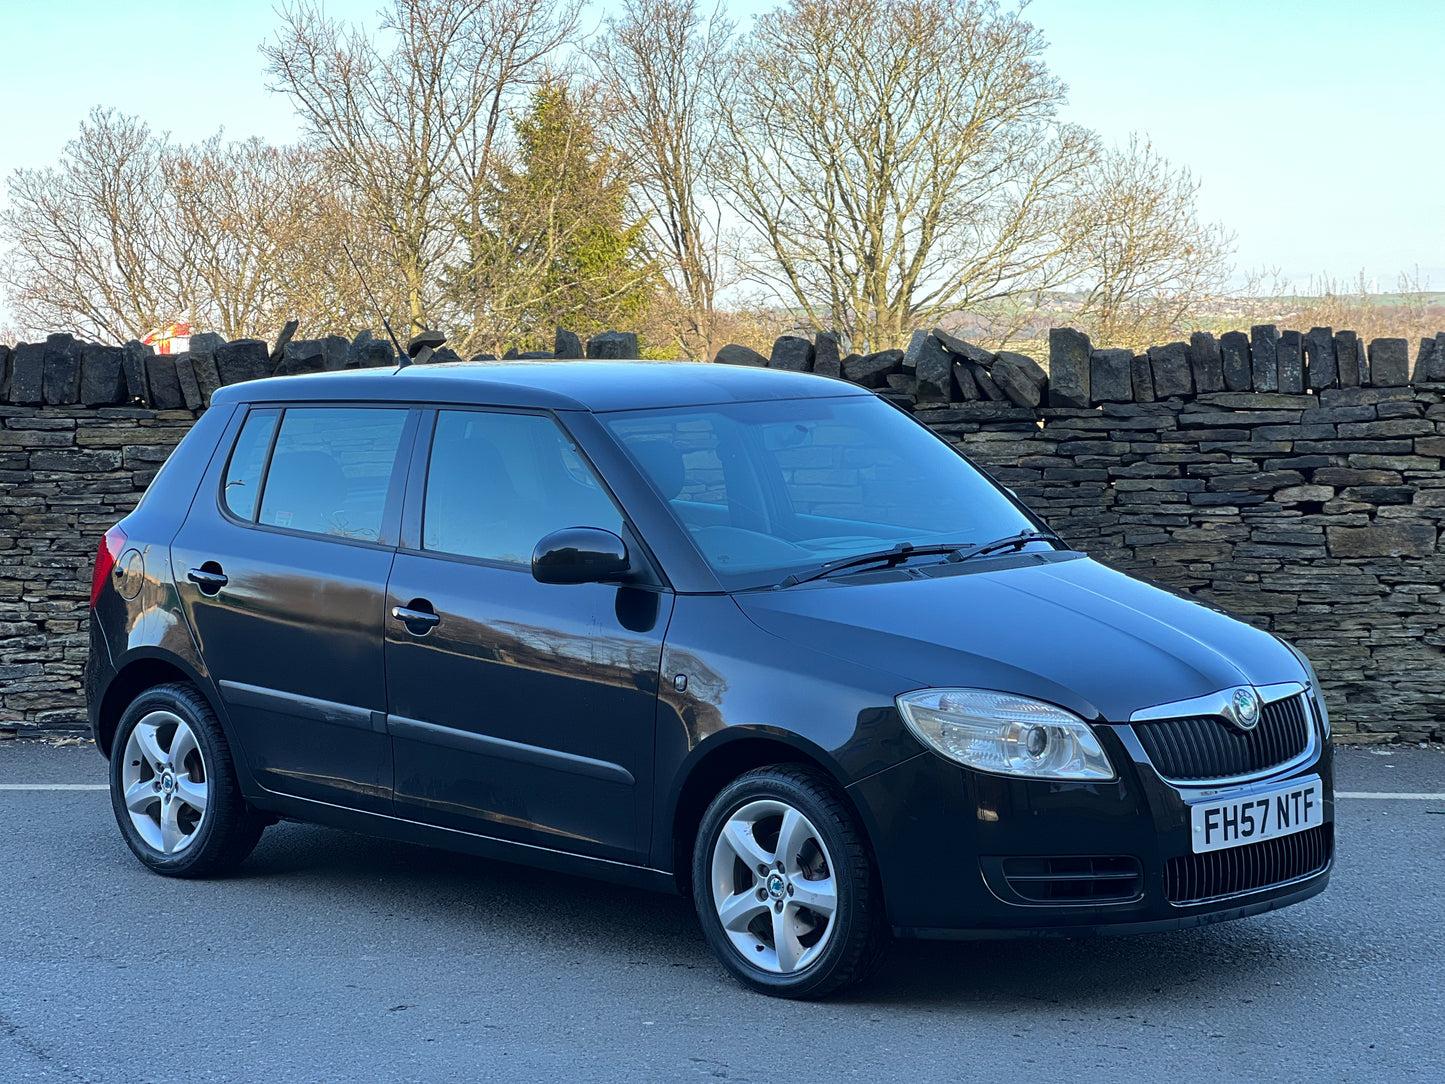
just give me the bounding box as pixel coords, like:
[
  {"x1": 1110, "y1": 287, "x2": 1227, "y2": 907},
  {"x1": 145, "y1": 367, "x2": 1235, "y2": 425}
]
[
  {"x1": 222, "y1": 408, "x2": 279, "y2": 521},
  {"x1": 257, "y1": 407, "x2": 408, "y2": 541},
  {"x1": 423, "y1": 410, "x2": 624, "y2": 565}
]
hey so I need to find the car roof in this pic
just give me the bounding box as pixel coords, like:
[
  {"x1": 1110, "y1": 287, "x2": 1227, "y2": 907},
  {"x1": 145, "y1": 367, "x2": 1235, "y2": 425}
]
[{"x1": 208, "y1": 360, "x2": 872, "y2": 413}]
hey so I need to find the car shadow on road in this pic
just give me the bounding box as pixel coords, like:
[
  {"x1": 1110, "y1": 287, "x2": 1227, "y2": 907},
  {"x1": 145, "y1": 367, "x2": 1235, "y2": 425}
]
[{"x1": 241, "y1": 821, "x2": 1325, "y2": 1012}]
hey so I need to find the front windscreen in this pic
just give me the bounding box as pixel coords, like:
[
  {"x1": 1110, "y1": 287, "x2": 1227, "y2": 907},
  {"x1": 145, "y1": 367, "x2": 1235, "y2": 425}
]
[{"x1": 603, "y1": 395, "x2": 1038, "y2": 589}]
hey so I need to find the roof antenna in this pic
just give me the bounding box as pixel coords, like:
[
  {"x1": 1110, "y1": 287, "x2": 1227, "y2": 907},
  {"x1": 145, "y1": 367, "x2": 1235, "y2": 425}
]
[{"x1": 341, "y1": 239, "x2": 416, "y2": 368}]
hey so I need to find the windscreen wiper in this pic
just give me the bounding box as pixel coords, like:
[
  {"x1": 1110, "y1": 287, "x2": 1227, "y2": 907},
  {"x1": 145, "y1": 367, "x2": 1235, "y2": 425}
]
[
  {"x1": 775, "y1": 530, "x2": 1064, "y2": 589},
  {"x1": 776, "y1": 543, "x2": 967, "y2": 589},
  {"x1": 944, "y1": 529, "x2": 1060, "y2": 564}
]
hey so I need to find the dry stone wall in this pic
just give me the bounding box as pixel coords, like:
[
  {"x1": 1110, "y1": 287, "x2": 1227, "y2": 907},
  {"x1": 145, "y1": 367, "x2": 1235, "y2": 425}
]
[
  {"x1": 919, "y1": 388, "x2": 1445, "y2": 743},
  {"x1": 1, "y1": 404, "x2": 197, "y2": 733},
  {"x1": 3, "y1": 325, "x2": 1444, "y2": 742},
  {"x1": 0, "y1": 325, "x2": 641, "y2": 420}
]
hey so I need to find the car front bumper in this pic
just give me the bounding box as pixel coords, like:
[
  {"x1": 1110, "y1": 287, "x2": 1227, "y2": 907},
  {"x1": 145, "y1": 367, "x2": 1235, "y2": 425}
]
[{"x1": 847, "y1": 722, "x2": 1334, "y2": 939}]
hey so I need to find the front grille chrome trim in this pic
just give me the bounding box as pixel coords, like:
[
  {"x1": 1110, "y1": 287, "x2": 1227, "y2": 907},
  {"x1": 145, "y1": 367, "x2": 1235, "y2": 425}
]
[
  {"x1": 1130, "y1": 691, "x2": 1319, "y2": 788},
  {"x1": 1129, "y1": 681, "x2": 1306, "y2": 724}
]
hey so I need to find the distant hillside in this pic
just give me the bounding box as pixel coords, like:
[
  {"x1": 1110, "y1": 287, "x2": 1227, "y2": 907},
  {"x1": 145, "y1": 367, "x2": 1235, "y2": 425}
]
[{"x1": 938, "y1": 291, "x2": 1445, "y2": 348}]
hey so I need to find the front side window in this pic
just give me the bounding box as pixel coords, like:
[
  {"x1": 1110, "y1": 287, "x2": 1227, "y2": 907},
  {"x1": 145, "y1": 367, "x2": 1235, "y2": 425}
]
[
  {"x1": 423, "y1": 410, "x2": 624, "y2": 565},
  {"x1": 604, "y1": 395, "x2": 1036, "y2": 589},
  {"x1": 256, "y1": 407, "x2": 408, "y2": 541}
]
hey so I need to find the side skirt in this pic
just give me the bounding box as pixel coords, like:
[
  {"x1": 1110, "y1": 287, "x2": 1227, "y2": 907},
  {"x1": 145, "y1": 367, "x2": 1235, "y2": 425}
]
[{"x1": 249, "y1": 790, "x2": 680, "y2": 896}]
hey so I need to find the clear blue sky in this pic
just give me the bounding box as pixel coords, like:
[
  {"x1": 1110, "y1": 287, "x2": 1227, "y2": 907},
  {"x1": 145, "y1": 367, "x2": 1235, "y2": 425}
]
[{"x1": 1, "y1": 0, "x2": 1441, "y2": 293}]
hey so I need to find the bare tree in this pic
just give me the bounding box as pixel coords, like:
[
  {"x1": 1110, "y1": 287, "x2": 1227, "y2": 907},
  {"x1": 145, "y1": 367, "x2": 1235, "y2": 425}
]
[
  {"x1": 167, "y1": 137, "x2": 314, "y2": 339},
  {"x1": 263, "y1": 0, "x2": 581, "y2": 341},
  {"x1": 715, "y1": 0, "x2": 1096, "y2": 353},
  {"x1": 1071, "y1": 135, "x2": 1233, "y2": 348},
  {"x1": 0, "y1": 107, "x2": 395, "y2": 344},
  {"x1": 592, "y1": 0, "x2": 732, "y2": 358},
  {"x1": 277, "y1": 175, "x2": 412, "y2": 338},
  {"x1": 1, "y1": 108, "x2": 177, "y2": 343},
  {"x1": 172, "y1": 139, "x2": 414, "y2": 340}
]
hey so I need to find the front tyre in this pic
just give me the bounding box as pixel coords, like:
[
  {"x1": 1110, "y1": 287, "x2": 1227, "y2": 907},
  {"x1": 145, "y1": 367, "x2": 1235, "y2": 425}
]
[
  {"x1": 693, "y1": 764, "x2": 888, "y2": 998},
  {"x1": 108, "y1": 682, "x2": 265, "y2": 878}
]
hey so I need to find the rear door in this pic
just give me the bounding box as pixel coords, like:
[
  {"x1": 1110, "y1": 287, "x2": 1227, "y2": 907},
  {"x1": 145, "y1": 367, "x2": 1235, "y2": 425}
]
[
  {"x1": 383, "y1": 407, "x2": 673, "y2": 862},
  {"x1": 172, "y1": 403, "x2": 416, "y2": 813}
]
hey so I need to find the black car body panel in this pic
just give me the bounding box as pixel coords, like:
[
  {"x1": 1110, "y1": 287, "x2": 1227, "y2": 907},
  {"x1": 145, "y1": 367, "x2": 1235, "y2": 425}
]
[
  {"x1": 86, "y1": 362, "x2": 1333, "y2": 941},
  {"x1": 206, "y1": 360, "x2": 875, "y2": 415},
  {"x1": 383, "y1": 554, "x2": 672, "y2": 862},
  {"x1": 849, "y1": 726, "x2": 1332, "y2": 936},
  {"x1": 731, "y1": 552, "x2": 1301, "y2": 724},
  {"x1": 86, "y1": 403, "x2": 237, "y2": 754},
  {"x1": 650, "y1": 592, "x2": 925, "y2": 871},
  {"x1": 164, "y1": 404, "x2": 418, "y2": 813}
]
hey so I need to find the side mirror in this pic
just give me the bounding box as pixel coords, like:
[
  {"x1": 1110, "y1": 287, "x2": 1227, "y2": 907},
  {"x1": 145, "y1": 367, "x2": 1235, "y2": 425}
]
[{"x1": 532, "y1": 527, "x2": 631, "y2": 585}]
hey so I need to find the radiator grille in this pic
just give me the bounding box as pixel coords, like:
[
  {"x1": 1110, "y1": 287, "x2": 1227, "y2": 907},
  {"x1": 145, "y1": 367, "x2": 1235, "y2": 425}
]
[
  {"x1": 1133, "y1": 694, "x2": 1311, "y2": 782},
  {"x1": 1165, "y1": 824, "x2": 1332, "y2": 904}
]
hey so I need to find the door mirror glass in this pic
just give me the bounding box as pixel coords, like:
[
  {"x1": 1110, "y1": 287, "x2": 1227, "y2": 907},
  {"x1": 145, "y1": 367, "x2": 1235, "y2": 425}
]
[{"x1": 532, "y1": 528, "x2": 631, "y2": 585}]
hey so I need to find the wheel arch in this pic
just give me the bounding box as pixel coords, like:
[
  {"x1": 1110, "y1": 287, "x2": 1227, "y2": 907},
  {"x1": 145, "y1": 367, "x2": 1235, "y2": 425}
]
[
  {"x1": 96, "y1": 649, "x2": 224, "y2": 759},
  {"x1": 665, "y1": 728, "x2": 872, "y2": 899}
]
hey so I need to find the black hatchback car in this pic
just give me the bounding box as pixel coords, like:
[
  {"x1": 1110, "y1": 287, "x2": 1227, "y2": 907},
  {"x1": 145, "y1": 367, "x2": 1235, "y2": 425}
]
[{"x1": 86, "y1": 361, "x2": 1333, "y2": 997}]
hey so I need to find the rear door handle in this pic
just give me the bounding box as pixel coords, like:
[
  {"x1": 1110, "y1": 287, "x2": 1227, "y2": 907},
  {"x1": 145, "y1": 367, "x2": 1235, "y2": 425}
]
[
  {"x1": 391, "y1": 601, "x2": 441, "y2": 634},
  {"x1": 187, "y1": 566, "x2": 229, "y2": 595}
]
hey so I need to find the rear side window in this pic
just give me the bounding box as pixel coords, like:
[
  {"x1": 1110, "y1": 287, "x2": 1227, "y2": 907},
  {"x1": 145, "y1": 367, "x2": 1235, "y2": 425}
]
[
  {"x1": 423, "y1": 410, "x2": 624, "y2": 565},
  {"x1": 222, "y1": 408, "x2": 279, "y2": 521},
  {"x1": 256, "y1": 407, "x2": 408, "y2": 542}
]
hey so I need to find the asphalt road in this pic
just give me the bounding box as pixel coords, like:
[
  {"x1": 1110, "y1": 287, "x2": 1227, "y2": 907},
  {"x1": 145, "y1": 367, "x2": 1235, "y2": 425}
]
[{"x1": 1, "y1": 741, "x2": 1441, "y2": 1083}]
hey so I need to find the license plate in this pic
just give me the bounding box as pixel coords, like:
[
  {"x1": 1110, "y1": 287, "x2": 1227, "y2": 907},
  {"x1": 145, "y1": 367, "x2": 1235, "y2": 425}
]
[{"x1": 1189, "y1": 776, "x2": 1323, "y2": 854}]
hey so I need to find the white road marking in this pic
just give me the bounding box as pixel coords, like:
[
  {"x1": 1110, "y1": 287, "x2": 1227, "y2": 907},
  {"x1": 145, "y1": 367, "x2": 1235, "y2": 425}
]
[
  {"x1": 1336, "y1": 791, "x2": 1445, "y2": 800},
  {"x1": 0, "y1": 783, "x2": 109, "y2": 791}
]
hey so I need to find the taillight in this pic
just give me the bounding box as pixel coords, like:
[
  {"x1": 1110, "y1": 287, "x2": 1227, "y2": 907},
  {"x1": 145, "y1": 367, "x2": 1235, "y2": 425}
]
[{"x1": 90, "y1": 526, "x2": 127, "y2": 609}]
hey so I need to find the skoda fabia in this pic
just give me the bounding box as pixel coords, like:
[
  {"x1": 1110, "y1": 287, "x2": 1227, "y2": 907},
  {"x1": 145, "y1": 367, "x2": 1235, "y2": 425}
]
[{"x1": 86, "y1": 361, "x2": 1333, "y2": 998}]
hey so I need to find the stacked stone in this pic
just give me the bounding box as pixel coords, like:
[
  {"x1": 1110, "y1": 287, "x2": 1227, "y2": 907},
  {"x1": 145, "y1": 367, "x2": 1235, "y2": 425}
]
[
  {"x1": 4, "y1": 334, "x2": 133, "y2": 408},
  {"x1": 709, "y1": 324, "x2": 1414, "y2": 414},
  {"x1": 0, "y1": 322, "x2": 658, "y2": 410},
  {"x1": 714, "y1": 328, "x2": 1050, "y2": 409},
  {"x1": 1042, "y1": 327, "x2": 1414, "y2": 414},
  {"x1": 7, "y1": 324, "x2": 1445, "y2": 742},
  {"x1": 0, "y1": 330, "x2": 402, "y2": 412},
  {"x1": 584, "y1": 331, "x2": 639, "y2": 359},
  {"x1": 1, "y1": 403, "x2": 196, "y2": 733}
]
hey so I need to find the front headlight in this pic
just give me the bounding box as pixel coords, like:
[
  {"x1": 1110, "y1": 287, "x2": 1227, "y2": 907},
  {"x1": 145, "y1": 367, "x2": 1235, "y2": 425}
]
[{"x1": 896, "y1": 688, "x2": 1115, "y2": 781}]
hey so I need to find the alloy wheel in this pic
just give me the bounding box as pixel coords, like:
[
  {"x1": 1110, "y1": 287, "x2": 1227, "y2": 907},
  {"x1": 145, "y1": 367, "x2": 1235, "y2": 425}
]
[
  {"x1": 120, "y1": 710, "x2": 210, "y2": 855},
  {"x1": 709, "y1": 799, "x2": 839, "y2": 974}
]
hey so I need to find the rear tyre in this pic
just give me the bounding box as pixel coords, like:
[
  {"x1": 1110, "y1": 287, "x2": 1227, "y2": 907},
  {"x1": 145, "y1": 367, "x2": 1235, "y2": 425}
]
[
  {"x1": 108, "y1": 682, "x2": 265, "y2": 878},
  {"x1": 692, "y1": 764, "x2": 889, "y2": 998}
]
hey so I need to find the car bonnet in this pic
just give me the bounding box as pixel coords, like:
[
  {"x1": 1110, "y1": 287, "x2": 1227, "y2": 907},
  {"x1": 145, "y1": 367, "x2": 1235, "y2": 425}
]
[{"x1": 731, "y1": 553, "x2": 1305, "y2": 723}]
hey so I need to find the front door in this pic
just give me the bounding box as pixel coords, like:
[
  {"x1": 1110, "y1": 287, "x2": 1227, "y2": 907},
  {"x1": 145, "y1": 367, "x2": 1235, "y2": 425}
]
[
  {"x1": 384, "y1": 408, "x2": 672, "y2": 862},
  {"x1": 172, "y1": 404, "x2": 414, "y2": 814}
]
